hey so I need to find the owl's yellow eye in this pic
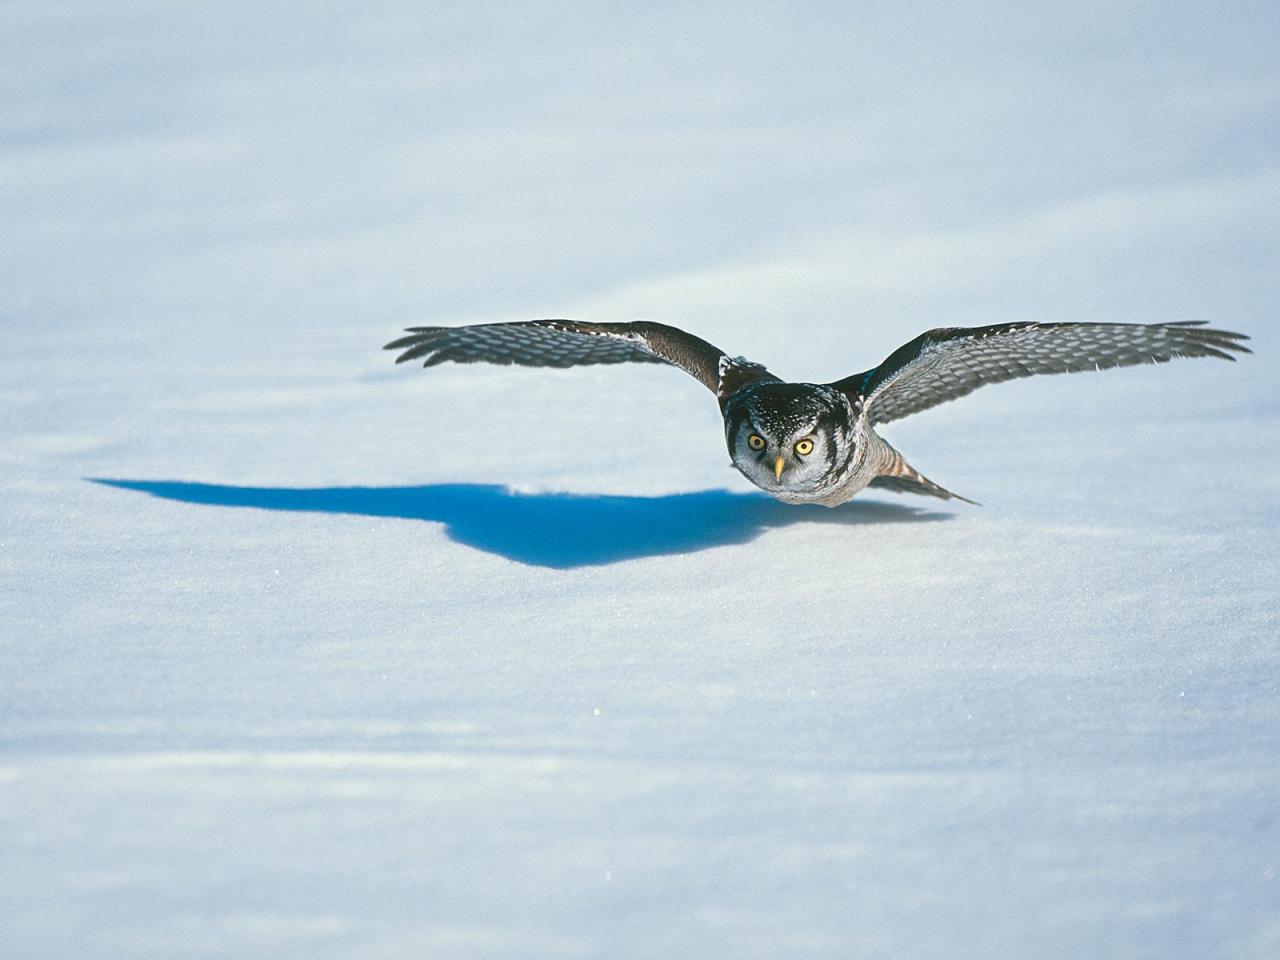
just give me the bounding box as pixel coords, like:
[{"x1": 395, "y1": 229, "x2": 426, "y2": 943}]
[
  {"x1": 794, "y1": 438, "x2": 815, "y2": 456},
  {"x1": 747, "y1": 434, "x2": 766, "y2": 451}
]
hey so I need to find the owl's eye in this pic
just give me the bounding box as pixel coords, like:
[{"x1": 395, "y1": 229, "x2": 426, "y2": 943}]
[
  {"x1": 747, "y1": 433, "x2": 766, "y2": 451},
  {"x1": 794, "y1": 438, "x2": 815, "y2": 456}
]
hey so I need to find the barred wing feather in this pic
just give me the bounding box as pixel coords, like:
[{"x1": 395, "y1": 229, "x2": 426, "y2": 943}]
[
  {"x1": 385, "y1": 319, "x2": 731, "y2": 394},
  {"x1": 833, "y1": 321, "x2": 1250, "y2": 425}
]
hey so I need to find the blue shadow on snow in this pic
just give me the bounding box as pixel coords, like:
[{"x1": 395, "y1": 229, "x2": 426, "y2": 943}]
[{"x1": 90, "y1": 478, "x2": 951, "y2": 569}]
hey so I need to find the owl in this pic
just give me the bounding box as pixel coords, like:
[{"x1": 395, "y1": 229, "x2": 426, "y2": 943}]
[{"x1": 384, "y1": 319, "x2": 1249, "y2": 505}]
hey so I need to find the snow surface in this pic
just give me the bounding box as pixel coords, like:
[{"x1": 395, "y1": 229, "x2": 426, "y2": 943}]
[{"x1": 2, "y1": 2, "x2": 1278, "y2": 957}]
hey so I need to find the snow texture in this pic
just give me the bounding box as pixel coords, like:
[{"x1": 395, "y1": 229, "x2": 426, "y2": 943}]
[{"x1": 2, "y1": 2, "x2": 1278, "y2": 958}]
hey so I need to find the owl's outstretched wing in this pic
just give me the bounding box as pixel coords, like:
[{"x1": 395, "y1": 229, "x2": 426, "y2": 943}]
[
  {"x1": 385, "y1": 319, "x2": 773, "y2": 398},
  {"x1": 831, "y1": 321, "x2": 1250, "y2": 426}
]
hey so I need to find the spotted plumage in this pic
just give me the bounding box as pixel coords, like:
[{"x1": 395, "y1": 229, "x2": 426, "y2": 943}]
[{"x1": 385, "y1": 318, "x2": 1250, "y2": 506}]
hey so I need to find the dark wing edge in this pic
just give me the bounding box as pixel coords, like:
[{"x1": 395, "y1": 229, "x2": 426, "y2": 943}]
[
  {"x1": 831, "y1": 321, "x2": 1251, "y2": 425},
  {"x1": 385, "y1": 318, "x2": 767, "y2": 396}
]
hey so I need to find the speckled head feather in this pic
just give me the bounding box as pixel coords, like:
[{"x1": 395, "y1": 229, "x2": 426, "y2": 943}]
[
  {"x1": 725, "y1": 382, "x2": 848, "y2": 442},
  {"x1": 718, "y1": 381, "x2": 862, "y2": 503}
]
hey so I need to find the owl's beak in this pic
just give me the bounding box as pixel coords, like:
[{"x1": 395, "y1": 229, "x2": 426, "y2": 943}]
[{"x1": 774, "y1": 455, "x2": 786, "y2": 482}]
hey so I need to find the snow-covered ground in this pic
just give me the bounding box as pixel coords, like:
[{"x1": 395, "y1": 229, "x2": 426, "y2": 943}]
[{"x1": 2, "y1": 3, "x2": 1278, "y2": 957}]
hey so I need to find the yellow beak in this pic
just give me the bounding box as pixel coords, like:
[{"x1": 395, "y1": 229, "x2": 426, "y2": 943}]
[{"x1": 774, "y1": 455, "x2": 786, "y2": 482}]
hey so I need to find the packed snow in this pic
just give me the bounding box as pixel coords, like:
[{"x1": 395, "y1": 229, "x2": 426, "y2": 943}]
[{"x1": 1, "y1": 3, "x2": 1277, "y2": 958}]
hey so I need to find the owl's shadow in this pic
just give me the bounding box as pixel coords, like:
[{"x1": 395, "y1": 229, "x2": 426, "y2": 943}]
[{"x1": 91, "y1": 479, "x2": 952, "y2": 569}]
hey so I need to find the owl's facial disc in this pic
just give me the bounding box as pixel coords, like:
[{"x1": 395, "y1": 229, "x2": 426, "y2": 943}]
[{"x1": 723, "y1": 382, "x2": 852, "y2": 495}]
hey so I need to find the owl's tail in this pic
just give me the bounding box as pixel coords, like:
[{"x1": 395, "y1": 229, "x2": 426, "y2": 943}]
[{"x1": 868, "y1": 443, "x2": 979, "y2": 505}]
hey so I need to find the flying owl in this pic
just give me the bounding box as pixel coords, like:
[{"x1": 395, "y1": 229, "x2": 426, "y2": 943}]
[{"x1": 384, "y1": 319, "x2": 1249, "y2": 505}]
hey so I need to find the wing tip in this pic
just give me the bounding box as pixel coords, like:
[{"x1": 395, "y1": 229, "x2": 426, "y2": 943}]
[{"x1": 384, "y1": 329, "x2": 447, "y2": 365}]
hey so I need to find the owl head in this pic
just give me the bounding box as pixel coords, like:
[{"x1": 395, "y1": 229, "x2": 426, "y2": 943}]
[{"x1": 723, "y1": 382, "x2": 856, "y2": 495}]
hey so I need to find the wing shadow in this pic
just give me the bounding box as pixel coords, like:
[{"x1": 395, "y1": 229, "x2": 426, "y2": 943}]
[{"x1": 90, "y1": 478, "x2": 952, "y2": 569}]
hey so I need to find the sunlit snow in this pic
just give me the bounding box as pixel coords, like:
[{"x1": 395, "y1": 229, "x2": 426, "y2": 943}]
[{"x1": 2, "y1": 3, "x2": 1277, "y2": 958}]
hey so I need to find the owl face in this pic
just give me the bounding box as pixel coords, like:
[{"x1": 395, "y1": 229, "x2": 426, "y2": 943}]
[{"x1": 723, "y1": 383, "x2": 855, "y2": 496}]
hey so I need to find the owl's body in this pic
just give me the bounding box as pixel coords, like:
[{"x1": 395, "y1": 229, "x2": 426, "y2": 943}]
[
  {"x1": 721, "y1": 378, "x2": 967, "y2": 506},
  {"x1": 385, "y1": 318, "x2": 1249, "y2": 506}
]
